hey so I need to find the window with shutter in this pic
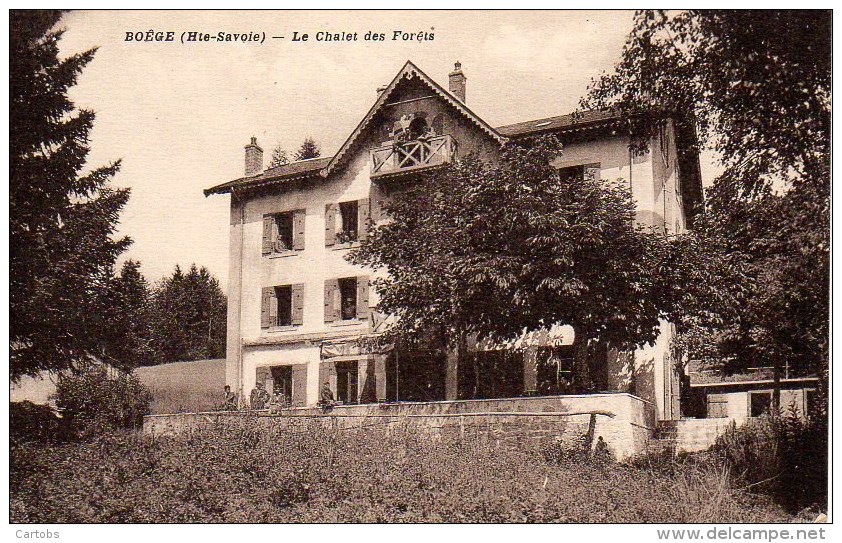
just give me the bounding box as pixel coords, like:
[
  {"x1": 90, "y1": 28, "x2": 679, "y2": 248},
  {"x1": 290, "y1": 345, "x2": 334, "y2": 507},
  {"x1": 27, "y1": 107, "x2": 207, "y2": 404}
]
[
  {"x1": 264, "y1": 212, "x2": 297, "y2": 255},
  {"x1": 255, "y1": 366, "x2": 270, "y2": 388},
  {"x1": 356, "y1": 275, "x2": 370, "y2": 320},
  {"x1": 263, "y1": 285, "x2": 300, "y2": 328},
  {"x1": 292, "y1": 364, "x2": 308, "y2": 406},
  {"x1": 260, "y1": 287, "x2": 273, "y2": 328},
  {"x1": 262, "y1": 216, "x2": 274, "y2": 255},
  {"x1": 707, "y1": 394, "x2": 729, "y2": 418},
  {"x1": 292, "y1": 209, "x2": 306, "y2": 250},
  {"x1": 291, "y1": 283, "x2": 304, "y2": 325},
  {"x1": 274, "y1": 285, "x2": 292, "y2": 326},
  {"x1": 584, "y1": 163, "x2": 601, "y2": 181},
  {"x1": 357, "y1": 198, "x2": 370, "y2": 241},
  {"x1": 325, "y1": 204, "x2": 337, "y2": 246},
  {"x1": 324, "y1": 278, "x2": 338, "y2": 322}
]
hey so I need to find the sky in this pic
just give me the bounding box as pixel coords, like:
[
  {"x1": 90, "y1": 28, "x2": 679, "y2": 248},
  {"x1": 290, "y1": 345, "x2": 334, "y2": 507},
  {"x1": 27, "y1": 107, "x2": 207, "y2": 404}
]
[{"x1": 57, "y1": 10, "x2": 718, "y2": 288}]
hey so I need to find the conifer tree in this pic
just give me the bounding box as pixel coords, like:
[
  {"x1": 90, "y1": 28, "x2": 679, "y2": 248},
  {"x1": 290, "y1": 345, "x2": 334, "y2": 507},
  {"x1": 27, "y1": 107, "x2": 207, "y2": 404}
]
[
  {"x1": 10, "y1": 10, "x2": 131, "y2": 381},
  {"x1": 293, "y1": 137, "x2": 321, "y2": 161}
]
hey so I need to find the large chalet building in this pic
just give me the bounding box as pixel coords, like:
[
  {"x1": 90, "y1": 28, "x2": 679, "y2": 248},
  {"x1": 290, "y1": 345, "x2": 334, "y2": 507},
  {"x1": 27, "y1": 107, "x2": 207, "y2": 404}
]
[{"x1": 205, "y1": 61, "x2": 703, "y2": 421}]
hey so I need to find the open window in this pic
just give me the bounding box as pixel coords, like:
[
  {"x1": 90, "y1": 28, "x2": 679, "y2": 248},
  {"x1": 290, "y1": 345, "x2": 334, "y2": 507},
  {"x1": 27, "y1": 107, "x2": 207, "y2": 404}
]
[
  {"x1": 261, "y1": 284, "x2": 304, "y2": 329},
  {"x1": 338, "y1": 201, "x2": 359, "y2": 243},
  {"x1": 271, "y1": 365, "x2": 293, "y2": 406},
  {"x1": 338, "y1": 277, "x2": 358, "y2": 321},
  {"x1": 273, "y1": 286, "x2": 292, "y2": 327},
  {"x1": 262, "y1": 209, "x2": 305, "y2": 255},
  {"x1": 324, "y1": 276, "x2": 370, "y2": 323},
  {"x1": 558, "y1": 162, "x2": 601, "y2": 183},
  {"x1": 535, "y1": 346, "x2": 575, "y2": 395},
  {"x1": 325, "y1": 199, "x2": 370, "y2": 246}
]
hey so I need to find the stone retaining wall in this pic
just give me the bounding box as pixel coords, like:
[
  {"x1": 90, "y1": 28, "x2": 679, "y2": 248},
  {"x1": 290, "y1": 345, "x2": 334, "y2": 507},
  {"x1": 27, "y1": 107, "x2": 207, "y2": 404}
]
[
  {"x1": 666, "y1": 418, "x2": 737, "y2": 453},
  {"x1": 143, "y1": 393, "x2": 655, "y2": 460}
]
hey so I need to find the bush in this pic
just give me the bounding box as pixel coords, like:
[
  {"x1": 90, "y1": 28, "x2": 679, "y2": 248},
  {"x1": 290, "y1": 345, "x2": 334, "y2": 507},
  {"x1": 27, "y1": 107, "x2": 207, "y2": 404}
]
[
  {"x1": 10, "y1": 401, "x2": 65, "y2": 444},
  {"x1": 711, "y1": 412, "x2": 828, "y2": 512},
  {"x1": 53, "y1": 363, "x2": 152, "y2": 437}
]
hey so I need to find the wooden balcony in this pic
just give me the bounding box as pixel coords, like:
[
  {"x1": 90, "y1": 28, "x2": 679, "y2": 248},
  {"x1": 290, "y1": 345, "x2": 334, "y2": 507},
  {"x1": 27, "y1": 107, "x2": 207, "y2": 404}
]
[{"x1": 370, "y1": 134, "x2": 456, "y2": 179}]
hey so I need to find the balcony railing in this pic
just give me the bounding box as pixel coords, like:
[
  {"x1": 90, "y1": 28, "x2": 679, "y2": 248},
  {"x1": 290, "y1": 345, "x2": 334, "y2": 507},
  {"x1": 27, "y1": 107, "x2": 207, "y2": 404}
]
[{"x1": 370, "y1": 134, "x2": 456, "y2": 178}]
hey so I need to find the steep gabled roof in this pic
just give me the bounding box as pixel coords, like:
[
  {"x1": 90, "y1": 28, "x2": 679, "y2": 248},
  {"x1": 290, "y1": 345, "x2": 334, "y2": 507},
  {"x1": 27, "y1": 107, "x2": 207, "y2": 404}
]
[{"x1": 322, "y1": 60, "x2": 507, "y2": 176}]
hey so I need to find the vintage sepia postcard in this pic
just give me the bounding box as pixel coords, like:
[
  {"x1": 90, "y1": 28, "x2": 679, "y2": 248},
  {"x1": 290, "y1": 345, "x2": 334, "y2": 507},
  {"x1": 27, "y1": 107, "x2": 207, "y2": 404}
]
[{"x1": 8, "y1": 7, "x2": 831, "y2": 533}]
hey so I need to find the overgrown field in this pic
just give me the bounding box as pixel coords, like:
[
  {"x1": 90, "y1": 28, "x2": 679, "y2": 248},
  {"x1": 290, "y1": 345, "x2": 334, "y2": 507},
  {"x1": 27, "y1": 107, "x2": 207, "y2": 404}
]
[{"x1": 11, "y1": 420, "x2": 792, "y2": 523}]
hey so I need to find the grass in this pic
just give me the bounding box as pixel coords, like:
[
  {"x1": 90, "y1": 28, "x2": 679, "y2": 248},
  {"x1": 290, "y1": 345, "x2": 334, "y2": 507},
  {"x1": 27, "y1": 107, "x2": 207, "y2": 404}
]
[
  {"x1": 133, "y1": 359, "x2": 225, "y2": 414},
  {"x1": 10, "y1": 418, "x2": 792, "y2": 523}
]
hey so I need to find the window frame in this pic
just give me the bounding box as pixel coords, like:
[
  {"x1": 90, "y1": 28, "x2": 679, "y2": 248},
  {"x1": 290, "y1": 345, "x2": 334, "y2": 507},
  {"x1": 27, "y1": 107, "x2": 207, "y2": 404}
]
[
  {"x1": 338, "y1": 200, "x2": 359, "y2": 244},
  {"x1": 558, "y1": 161, "x2": 602, "y2": 183},
  {"x1": 337, "y1": 277, "x2": 359, "y2": 321},
  {"x1": 263, "y1": 209, "x2": 305, "y2": 257},
  {"x1": 273, "y1": 285, "x2": 293, "y2": 328}
]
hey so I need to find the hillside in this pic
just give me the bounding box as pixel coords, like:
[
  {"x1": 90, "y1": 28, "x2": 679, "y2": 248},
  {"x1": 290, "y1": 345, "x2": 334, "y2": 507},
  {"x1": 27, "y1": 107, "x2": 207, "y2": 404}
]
[{"x1": 133, "y1": 359, "x2": 226, "y2": 414}]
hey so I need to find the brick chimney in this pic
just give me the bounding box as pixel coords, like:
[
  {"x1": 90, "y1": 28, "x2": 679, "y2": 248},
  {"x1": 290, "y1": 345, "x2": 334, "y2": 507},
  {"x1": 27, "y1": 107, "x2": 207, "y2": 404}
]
[
  {"x1": 244, "y1": 136, "x2": 263, "y2": 176},
  {"x1": 448, "y1": 61, "x2": 466, "y2": 103}
]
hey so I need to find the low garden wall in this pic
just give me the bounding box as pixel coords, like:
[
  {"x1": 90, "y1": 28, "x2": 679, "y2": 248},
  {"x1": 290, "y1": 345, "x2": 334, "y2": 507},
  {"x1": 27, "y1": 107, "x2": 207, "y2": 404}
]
[{"x1": 143, "y1": 393, "x2": 656, "y2": 460}]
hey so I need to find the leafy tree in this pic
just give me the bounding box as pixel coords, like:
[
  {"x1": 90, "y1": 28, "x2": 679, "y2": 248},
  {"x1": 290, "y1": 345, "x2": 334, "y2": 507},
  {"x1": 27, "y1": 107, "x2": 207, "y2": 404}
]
[
  {"x1": 293, "y1": 137, "x2": 321, "y2": 161},
  {"x1": 350, "y1": 136, "x2": 675, "y2": 391},
  {"x1": 150, "y1": 264, "x2": 227, "y2": 363},
  {"x1": 10, "y1": 10, "x2": 131, "y2": 381},
  {"x1": 268, "y1": 144, "x2": 290, "y2": 168},
  {"x1": 582, "y1": 10, "x2": 830, "y2": 195},
  {"x1": 103, "y1": 260, "x2": 154, "y2": 368},
  {"x1": 582, "y1": 10, "x2": 830, "y2": 409}
]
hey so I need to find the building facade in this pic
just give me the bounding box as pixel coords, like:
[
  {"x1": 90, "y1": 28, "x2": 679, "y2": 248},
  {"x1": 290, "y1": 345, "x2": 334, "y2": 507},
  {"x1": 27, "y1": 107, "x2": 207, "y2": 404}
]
[{"x1": 205, "y1": 61, "x2": 703, "y2": 420}]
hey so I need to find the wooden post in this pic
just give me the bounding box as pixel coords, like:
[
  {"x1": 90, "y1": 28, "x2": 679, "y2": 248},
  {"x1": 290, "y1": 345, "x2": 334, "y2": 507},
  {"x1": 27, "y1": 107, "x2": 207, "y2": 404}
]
[{"x1": 374, "y1": 354, "x2": 387, "y2": 402}]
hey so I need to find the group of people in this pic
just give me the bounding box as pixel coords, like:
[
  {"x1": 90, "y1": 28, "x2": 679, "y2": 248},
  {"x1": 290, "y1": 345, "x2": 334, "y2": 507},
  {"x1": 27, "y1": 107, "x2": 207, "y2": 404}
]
[{"x1": 220, "y1": 381, "x2": 337, "y2": 412}]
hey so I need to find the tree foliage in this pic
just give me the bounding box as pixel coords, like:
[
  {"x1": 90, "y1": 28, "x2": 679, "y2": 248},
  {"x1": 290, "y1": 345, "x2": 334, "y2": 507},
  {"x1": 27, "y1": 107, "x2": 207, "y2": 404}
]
[
  {"x1": 10, "y1": 10, "x2": 131, "y2": 382},
  {"x1": 583, "y1": 10, "x2": 830, "y2": 406},
  {"x1": 294, "y1": 137, "x2": 321, "y2": 161},
  {"x1": 268, "y1": 144, "x2": 290, "y2": 168},
  {"x1": 350, "y1": 136, "x2": 679, "y2": 390},
  {"x1": 149, "y1": 264, "x2": 227, "y2": 364},
  {"x1": 583, "y1": 10, "x2": 830, "y2": 194},
  {"x1": 103, "y1": 260, "x2": 155, "y2": 368}
]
